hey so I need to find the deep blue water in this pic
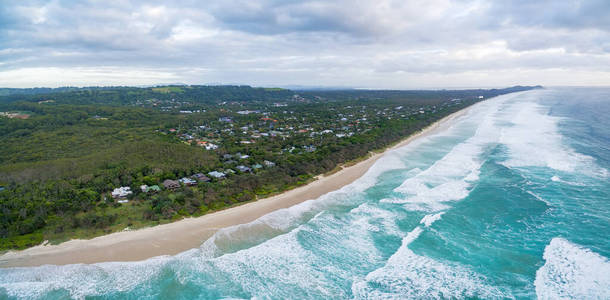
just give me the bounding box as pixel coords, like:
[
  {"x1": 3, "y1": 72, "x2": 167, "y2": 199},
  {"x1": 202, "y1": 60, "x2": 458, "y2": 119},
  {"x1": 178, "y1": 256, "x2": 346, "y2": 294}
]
[{"x1": 1, "y1": 88, "x2": 609, "y2": 299}]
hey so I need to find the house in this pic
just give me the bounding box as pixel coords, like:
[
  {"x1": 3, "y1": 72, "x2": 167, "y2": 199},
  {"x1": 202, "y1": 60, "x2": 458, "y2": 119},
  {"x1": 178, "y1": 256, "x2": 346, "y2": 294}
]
[
  {"x1": 192, "y1": 173, "x2": 211, "y2": 182},
  {"x1": 179, "y1": 177, "x2": 197, "y2": 186},
  {"x1": 140, "y1": 185, "x2": 149, "y2": 192},
  {"x1": 263, "y1": 160, "x2": 275, "y2": 167},
  {"x1": 148, "y1": 185, "x2": 161, "y2": 193},
  {"x1": 205, "y1": 143, "x2": 219, "y2": 150},
  {"x1": 163, "y1": 179, "x2": 180, "y2": 190},
  {"x1": 0, "y1": 186, "x2": 5, "y2": 192},
  {"x1": 208, "y1": 171, "x2": 226, "y2": 178},
  {"x1": 304, "y1": 145, "x2": 316, "y2": 152},
  {"x1": 118, "y1": 199, "x2": 129, "y2": 204},
  {"x1": 252, "y1": 164, "x2": 263, "y2": 170},
  {"x1": 111, "y1": 187, "x2": 133, "y2": 199},
  {"x1": 237, "y1": 110, "x2": 259, "y2": 115},
  {"x1": 223, "y1": 154, "x2": 233, "y2": 159},
  {"x1": 236, "y1": 165, "x2": 252, "y2": 173},
  {"x1": 219, "y1": 117, "x2": 232, "y2": 123}
]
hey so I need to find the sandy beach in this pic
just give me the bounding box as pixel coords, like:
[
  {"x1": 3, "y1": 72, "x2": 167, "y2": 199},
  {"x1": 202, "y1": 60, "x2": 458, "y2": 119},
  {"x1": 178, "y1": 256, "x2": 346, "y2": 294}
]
[{"x1": 0, "y1": 106, "x2": 470, "y2": 268}]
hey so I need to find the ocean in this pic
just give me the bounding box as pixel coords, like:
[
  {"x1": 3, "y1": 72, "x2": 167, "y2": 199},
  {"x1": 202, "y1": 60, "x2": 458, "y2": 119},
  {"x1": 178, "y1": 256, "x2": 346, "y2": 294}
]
[{"x1": 1, "y1": 88, "x2": 609, "y2": 299}]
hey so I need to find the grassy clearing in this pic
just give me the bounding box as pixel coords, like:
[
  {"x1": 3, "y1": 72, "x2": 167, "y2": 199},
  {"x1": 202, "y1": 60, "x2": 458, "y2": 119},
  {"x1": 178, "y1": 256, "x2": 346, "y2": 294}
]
[{"x1": 152, "y1": 87, "x2": 185, "y2": 93}]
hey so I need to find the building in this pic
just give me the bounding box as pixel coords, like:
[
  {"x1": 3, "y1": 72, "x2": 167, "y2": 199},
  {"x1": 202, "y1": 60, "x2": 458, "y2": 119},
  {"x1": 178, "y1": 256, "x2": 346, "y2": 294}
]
[
  {"x1": 205, "y1": 143, "x2": 219, "y2": 150},
  {"x1": 208, "y1": 171, "x2": 226, "y2": 178},
  {"x1": 192, "y1": 173, "x2": 211, "y2": 182},
  {"x1": 236, "y1": 165, "x2": 252, "y2": 173},
  {"x1": 304, "y1": 145, "x2": 316, "y2": 152},
  {"x1": 147, "y1": 185, "x2": 161, "y2": 192},
  {"x1": 179, "y1": 177, "x2": 197, "y2": 186},
  {"x1": 111, "y1": 187, "x2": 133, "y2": 199},
  {"x1": 264, "y1": 160, "x2": 275, "y2": 167},
  {"x1": 163, "y1": 179, "x2": 180, "y2": 190},
  {"x1": 252, "y1": 164, "x2": 263, "y2": 170}
]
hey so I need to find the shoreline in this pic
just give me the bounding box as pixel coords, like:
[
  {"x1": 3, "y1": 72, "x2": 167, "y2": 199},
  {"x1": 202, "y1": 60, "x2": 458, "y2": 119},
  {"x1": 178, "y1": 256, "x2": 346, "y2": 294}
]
[{"x1": 0, "y1": 106, "x2": 471, "y2": 268}]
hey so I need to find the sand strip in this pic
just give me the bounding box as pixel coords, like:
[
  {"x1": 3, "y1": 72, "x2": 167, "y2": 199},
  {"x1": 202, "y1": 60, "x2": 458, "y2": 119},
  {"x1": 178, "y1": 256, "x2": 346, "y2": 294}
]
[{"x1": 0, "y1": 106, "x2": 470, "y2": 267}]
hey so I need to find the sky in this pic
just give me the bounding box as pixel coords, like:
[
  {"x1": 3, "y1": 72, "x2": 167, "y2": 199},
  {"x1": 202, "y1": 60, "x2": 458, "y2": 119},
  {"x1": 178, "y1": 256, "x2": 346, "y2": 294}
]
[{"x1": 1, "y1": 0, "x2": 609, "y2": 89}]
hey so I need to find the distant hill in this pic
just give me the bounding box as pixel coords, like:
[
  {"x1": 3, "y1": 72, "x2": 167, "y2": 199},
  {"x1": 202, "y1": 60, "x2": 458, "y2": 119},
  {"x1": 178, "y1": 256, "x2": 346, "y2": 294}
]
[
  {"x1": 0, "y1": 85, "x2": 542, "y2": 106},
  {"x1": 0, "y1": 85, "x2": 295, "y2": 105}
]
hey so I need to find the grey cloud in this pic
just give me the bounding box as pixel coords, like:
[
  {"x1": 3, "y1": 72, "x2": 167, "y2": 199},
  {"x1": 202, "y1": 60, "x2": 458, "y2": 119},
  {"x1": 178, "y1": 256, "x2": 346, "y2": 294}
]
[
  {"x1": 484, "y1": 0, "x2": 610, "y2": 31},
  {"x1": 0, "y1": 0, "x2": 609, "y2": 88}
]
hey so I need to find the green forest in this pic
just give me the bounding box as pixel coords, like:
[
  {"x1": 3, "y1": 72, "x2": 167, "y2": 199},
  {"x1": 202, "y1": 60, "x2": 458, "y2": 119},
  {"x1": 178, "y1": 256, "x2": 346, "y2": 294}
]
[{"x1": 0, "y1": 85, "x2": 541, "y2": 250}]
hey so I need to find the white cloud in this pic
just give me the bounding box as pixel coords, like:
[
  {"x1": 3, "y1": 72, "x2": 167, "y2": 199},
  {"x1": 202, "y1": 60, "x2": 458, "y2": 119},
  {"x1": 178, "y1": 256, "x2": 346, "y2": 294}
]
[{"x1": 0, "y1": 0, "x2": 608, "y2": 88}]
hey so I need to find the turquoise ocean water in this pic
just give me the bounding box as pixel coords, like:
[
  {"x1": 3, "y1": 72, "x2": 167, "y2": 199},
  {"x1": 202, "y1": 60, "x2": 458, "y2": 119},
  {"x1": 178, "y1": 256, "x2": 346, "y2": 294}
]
[{"x1": 1, "y1": 88, "x2": 609, "y2": 299}]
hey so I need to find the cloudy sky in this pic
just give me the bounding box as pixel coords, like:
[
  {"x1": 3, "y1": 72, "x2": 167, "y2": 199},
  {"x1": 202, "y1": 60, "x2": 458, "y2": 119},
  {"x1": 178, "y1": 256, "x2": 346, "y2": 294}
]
[{"x1": 1, "y1": 0, "x2": 609, "y2": 88}]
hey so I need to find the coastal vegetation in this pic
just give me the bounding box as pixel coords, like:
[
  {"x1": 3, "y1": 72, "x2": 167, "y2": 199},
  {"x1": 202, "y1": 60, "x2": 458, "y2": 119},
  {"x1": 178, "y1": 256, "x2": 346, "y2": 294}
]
[{"x1": 0, "y1": 85, "x2": 540, "y2": 250}]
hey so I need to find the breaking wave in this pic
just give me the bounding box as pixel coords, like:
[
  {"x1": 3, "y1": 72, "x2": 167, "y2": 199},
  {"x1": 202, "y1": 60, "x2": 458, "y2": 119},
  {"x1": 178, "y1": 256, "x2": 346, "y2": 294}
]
[{"x1": 535, "y1": 238, "x2": 610, "y2": 299}]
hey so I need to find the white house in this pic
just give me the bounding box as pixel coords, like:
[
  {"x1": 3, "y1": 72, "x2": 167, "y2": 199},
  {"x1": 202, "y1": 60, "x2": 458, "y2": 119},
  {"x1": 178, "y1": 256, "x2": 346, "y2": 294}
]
[
  {"x1": 179, "y1": 177, "x2": 197, "y2": 186},
  {"x1": 111, "y1": 187, "x2": 133, "y2": 199},
  {"x1": 205, "y1": 143, "x2": 219, "y2": 150},
  {"x1": 208, "y1": 171, "x2": 226, "y2": 178}
]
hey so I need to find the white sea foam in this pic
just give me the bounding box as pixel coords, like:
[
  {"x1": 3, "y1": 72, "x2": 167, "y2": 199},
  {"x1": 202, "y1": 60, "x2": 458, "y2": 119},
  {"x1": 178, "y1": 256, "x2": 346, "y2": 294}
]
[
  {"x1": 352, "y1": 226, "x2": 507, "y2": 299},
  {"x1": 548, "y1": 175, "x2": 589, "y2": 187},
  {"x1": 420, "y1": 212, "x2": 446, "y2": 227},
  {"x1": 389, "y1": 96, "x2": 508, "y2": 212},
  {"x1": 197, "y1": 199, "x2": 332, "y2": 259},
  {"x1": 526, "y1": 190, "x2": 551, "y2": 206},
  {"x1": 199, "y1": 206, "x2": 395, "y2": 299},
  {"x1": 535, "y1": 238, "x2": 610, "y2": 299},
  {"x1": 497, "y1": 96, "x2": 604, "y2": 178},
  {"x1": 351, "y1": 151, "x2": 408, "y2": 192},
  {"x1": 205, "y1": 231, "x2": 346, "y2": 298},
  {"x1": 350, "y1": 203, "x2": 401, "y2": 236},
  {"x1": 0, "y1": 256, "x2": 172, "y2": 299}
]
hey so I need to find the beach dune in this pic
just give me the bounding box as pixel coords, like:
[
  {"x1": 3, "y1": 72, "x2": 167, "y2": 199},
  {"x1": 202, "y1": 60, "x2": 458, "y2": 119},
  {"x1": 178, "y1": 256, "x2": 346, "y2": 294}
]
[{"x1": 0, "y1": 107, "x2": 469, "y2": 268}]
